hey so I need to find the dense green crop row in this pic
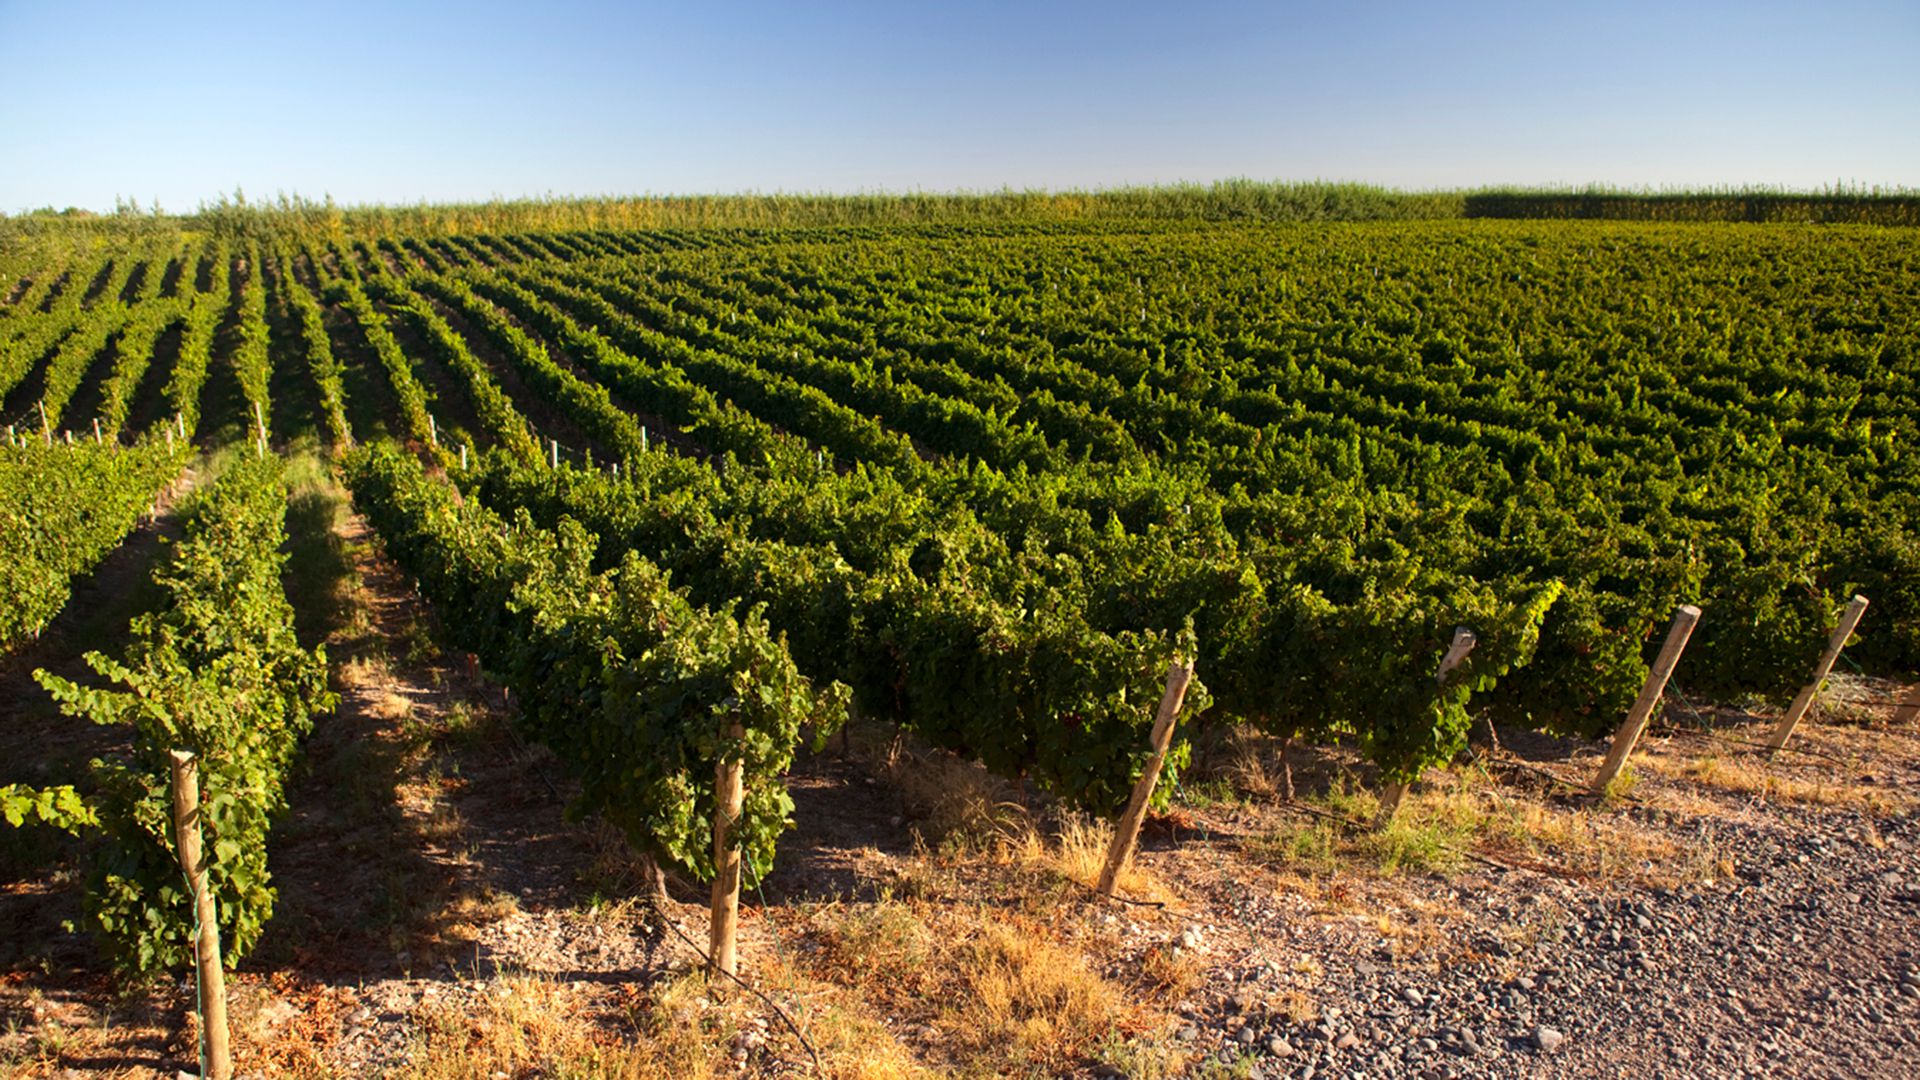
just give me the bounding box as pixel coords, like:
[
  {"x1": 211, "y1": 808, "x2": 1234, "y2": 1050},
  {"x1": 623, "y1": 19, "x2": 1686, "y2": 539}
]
[
  {"x1": 0, "y1": 437, "x2": 188, "y2": 653},
  {"x1": 344, "y1": 443, "x2": 845, "y2": 885},
  {"x1": 20, "y1": 454, "x2": 332, "y2": 973}
]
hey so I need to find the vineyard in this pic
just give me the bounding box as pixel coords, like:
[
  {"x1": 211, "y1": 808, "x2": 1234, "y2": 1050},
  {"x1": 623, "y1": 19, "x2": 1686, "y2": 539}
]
[{"x1": 1, "y1": 209, "x2": 1917, "y2": 1077}]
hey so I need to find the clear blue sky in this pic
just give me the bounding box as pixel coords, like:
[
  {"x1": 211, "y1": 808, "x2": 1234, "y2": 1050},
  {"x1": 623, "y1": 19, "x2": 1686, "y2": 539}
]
[{"x1": 2, "y1": 0, "x2": 1915, "y2": 213}]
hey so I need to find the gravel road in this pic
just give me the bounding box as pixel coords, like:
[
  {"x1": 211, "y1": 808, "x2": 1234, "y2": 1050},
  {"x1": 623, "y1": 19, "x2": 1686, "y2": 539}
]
[{"x1": 1172, "y1": 802, "x2": 1919, "y2": 1079}]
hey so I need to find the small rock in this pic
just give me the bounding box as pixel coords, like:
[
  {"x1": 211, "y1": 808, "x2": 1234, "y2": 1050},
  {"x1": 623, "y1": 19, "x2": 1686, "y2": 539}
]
[
  {"x1": 1267, "y1": 1037, "x2": 1294, "y2": 1057},
  {"x1": 1533, "y1": 1026, "x2": 1565, "y2": 1053},
  {"x1": 1402, "y1": 987, "x2": 1426, "y2": 1007},
  {"x1": 1515, "y1": 976, "x2": 1537, "y2": 992},
  {"x1": 1236, "y1": 1025, "x2": 1259, "y2": 1045},
  {"x1": 1336, "y1": 1032, "x2": 1362, "y2": 1050},
  {"x1": 1178, "y1": 1025, "x2": 1199, "y2": 1041}
]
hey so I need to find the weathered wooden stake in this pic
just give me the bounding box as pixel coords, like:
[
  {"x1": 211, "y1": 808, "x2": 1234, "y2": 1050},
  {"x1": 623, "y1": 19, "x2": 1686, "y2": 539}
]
[
  {"x1": 1380, "y1": 628, "x2": 1480, "y2": 820},
  {"x1": 640, "y1": 426, "x2": 648, "y2": 453},
  {"x1": 1767, "y1": 595, "x2": 1870, "y2": 753},
  {"x1": 1435, "y1": 627, "x2": 1478, "y2": 685},
  {"x1": 1097, "y1": 658, "x2": 1197, "y2": 897},
  {"x1": 460, "y1": 443, "x2": 469, "y2": 469},
  {"x1": 1376, "y1": 782, "x2": 1409, "y2": 820},
  {"x1": 428, "y1": 413, "x2": 437, "y2": 446},
  {"x1": 551, "y1": 438, "x2": 559, "y2": 469},
  {"x1": 1591, "y1": 604, "x2": 1701, "y2": 794},
  {"x1": 93, "y1": 417, "x2": 102, "y2": 443},
  {"x1": 1892, "y1": 683, "x2": 1920, "y2": 726},
  {"x1": 710, "y1": 722, "x2": 746, "y2": 976},
  {"x1": 169, "y1": 751, "x2": 232, "y2": 1080}
]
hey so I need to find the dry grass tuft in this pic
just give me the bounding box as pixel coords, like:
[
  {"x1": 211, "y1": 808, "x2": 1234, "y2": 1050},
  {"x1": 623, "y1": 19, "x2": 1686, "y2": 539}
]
[
  {"x1": 394, "y1": 974, "x2": 707, "y2": 1080},
  {"x1": 1645, "y1": 751, "x2": 1912, "y2": 814},
  {"x1": 1002, "y1": 813, "x2": 1171, "y2": 903},
  {"x1": 886, "y1": 747, "x2": 1026, "y2": 847},
  {"x1": 948, "y1": 920, "x2": 1133, "y2": 1070},
  {"x1": 1242, "y1": 766, "x2": 1726, "y2": 887}
]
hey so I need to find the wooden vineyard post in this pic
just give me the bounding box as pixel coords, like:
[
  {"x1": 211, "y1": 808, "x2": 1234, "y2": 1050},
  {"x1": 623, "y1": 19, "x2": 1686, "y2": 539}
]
[
  {"x1": 551, "y1": 438, "x2": 560, "y2": 469},
  {"x1": 1380, "y1": 628, "x2": 1478, "y2": 821},
  {"x1": 1892, "y1": 683, "x2": 1920, "y2": 726},
  {"x1": 169, "y1": 751, "x2": 232, "y2": 1080},
  {"x1": 1591, "y1": 604, "x2": 1701, "y2": 794},
  {"x1": 710, "y1": 722, "x2": 746, "y2": 977},
  {"x1": 1889, "y1": 680, "x2": 1920, "y2": 722},
  {"x1": 253, "y1": 401, "x2": 267, "y2": 457},
  {"x1": 1097, "y1": 658, "x2": 1197, "y2": 897},
  {"x1": 1767, "y1": 595, "x2": 1870, "y2": 753},
  {"x1": 93, "y1": 417, "x2": 102, "y2": 443},
  {"x1": 460, "y1": 443, "x2": 469, "y2": 469},
  {"x1": 428, "y1": 414, "x2": 438, "y2": 447}
]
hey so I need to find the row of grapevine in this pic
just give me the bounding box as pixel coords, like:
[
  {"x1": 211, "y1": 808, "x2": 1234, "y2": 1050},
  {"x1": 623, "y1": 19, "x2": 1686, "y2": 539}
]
[
  {"x1": 277, "y1": 250, "x2": 352, "y2": 447},
  {"x1": 361, "y1": 274, "x2": 543, "y2": 463},
  {"x1": 455, "y1": 446, "x2": 1214, "y2": 809},
  {"x1": 153, "y1": 242, "x2": 233, "y2": 440},
  {"x1": 231, "y1": 245, "x2": 272, "y2": 442},
  {"x1": 92, "y1": 298, "x2": 189, "y2": 441},
  {"x1": 7, "y1": 454, "x2": 333, "y2": 972},
  {"x1": 0, "y1": 436, "x2": 189, "y2": 652},
  {"x1": 343, "y1": 443, "x2": 845, "y2": 886}
]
